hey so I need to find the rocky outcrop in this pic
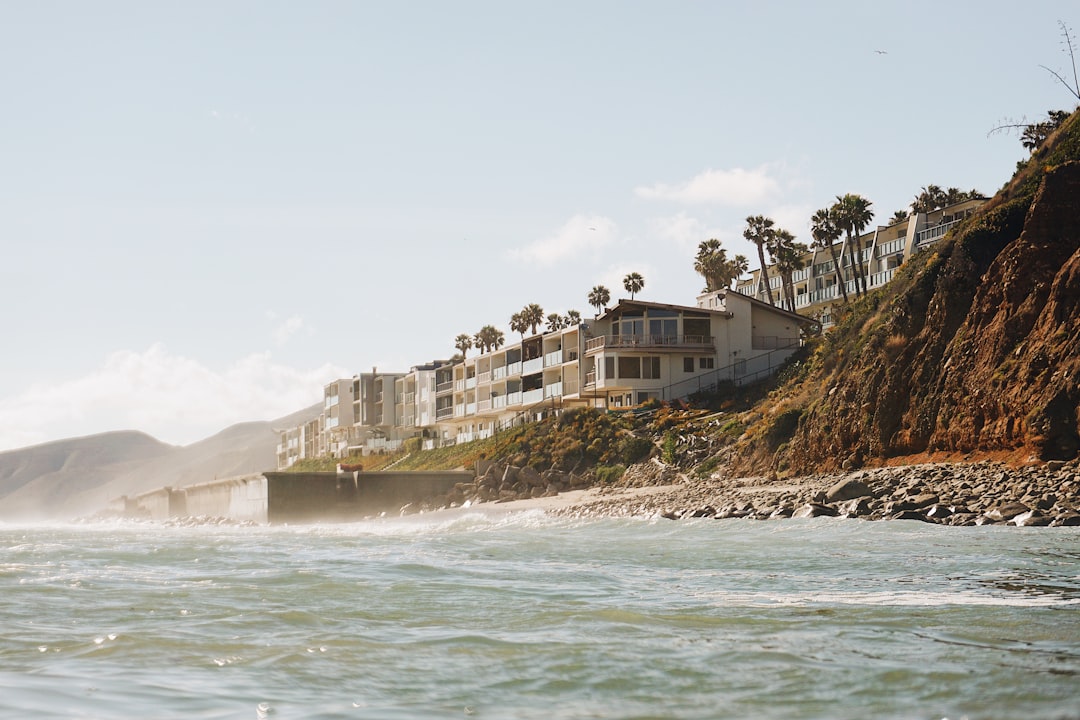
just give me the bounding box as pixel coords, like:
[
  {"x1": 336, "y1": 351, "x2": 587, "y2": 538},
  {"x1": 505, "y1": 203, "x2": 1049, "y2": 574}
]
[{"x1": 741, "y1": 112, "x2": 1080, "y2": 474}]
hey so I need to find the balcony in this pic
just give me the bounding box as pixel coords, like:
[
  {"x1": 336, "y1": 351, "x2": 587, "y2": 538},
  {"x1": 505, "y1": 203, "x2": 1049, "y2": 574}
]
[
  {"x1": 586, "y1": 334, "x2": 714, "y2": 353},
  {"x1": 544, "y1": 349, "x2": 563, "y2": 367},
  {"x1": 477, "y1": 399, "x2": 492, "y2": 412},
  {"x1": 477, "y1": 371, "x2": 491, "y2": 384},
  {"x1": 466, "y1": 376, "x2": 477, "y2": 390},
  {"x1": 436, "y1": 406, "x2": 454, "y2": 420},
  {"x1": 544, "y1": 381, "x2": 563, "y2": 398},
  {"x1": 404, "y1": 392, "x2": 415, "y2": 405},
  {"x1": 751, "y1": 336, "x2": 799, "y2": 351},
  {"x1": 523, "y1": 357, "x2": 543, "y2": 375},
  {"x1": 585, "y1": 370, "x2": 597, "y2": 386},
  {"x1": 493, "y1": 366, "x2": 506, "y2": 380},
  {"x1": 493, "y1": 395, "x2": 507, "y2": 409},
  {"x1": 523, "y1": 388, "x2": 543, "y2": 405},
  {"x1": 506, "y1": 361, "x2": 523, "y2": 377},
  {"x1": 507, "y1": 390, "x2": 523, "y2": 406},
  {"x1": 436, "y1": 380, "x2": 454, "y2": 394}
]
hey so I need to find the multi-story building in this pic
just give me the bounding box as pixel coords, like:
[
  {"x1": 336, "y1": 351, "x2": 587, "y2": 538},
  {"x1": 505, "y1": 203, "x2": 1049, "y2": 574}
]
[
  {"x1": 736, "y1": 198, "x2": 985, "y2": 325},
  {"x1": 275, "y1": 288, "x2": 813, "y2": 467}
]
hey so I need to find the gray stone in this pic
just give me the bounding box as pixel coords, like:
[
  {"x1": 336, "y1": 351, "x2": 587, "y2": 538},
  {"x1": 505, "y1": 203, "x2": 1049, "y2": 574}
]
[
  {"x1": 792, "y1": 502, "x2": 839, "y2": 518},
  {"x1": 1009, "y1": 510, "x2": 1053, "y2": 527},
  {"x1": 986, "y1": 501, "x2": 1031, "y2": 522},
  {"x1": 891, "y1": 510, "x2": 932, "y2": 522},
  {"x1": 838, "y1": 496, "x2": 873, "y2": 517},
  {"x1": 825, "y1": 478, "x2": 873, "y2": 503}
]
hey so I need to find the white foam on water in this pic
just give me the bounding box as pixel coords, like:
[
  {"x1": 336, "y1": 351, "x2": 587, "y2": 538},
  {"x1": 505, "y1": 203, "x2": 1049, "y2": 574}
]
[{"x1": 700, "y1": 589, "x2": 1080, "y2": 608}]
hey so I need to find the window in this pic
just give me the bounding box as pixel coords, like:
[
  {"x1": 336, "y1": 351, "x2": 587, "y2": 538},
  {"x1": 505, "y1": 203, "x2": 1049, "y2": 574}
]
[
  {"x1": 604, "y1": 357, "x2": 615, "y2": 380},
  {"x1": 643, "y1": 357, "x2": 661, "y2": 379},
  {"x1": 699, "y1": 357, "x2": 715, "y2": 370},
  {"x1": 683, "y1": 357, "x2": 694, "y2": 373},
  {"x1": 618, "y1": 356, "x2": 641, "y2": 378}
]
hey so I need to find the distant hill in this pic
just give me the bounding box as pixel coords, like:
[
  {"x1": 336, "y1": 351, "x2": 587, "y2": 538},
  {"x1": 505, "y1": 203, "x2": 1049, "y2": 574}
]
[
  {"x1": 0, "y1": 404, "x2": 320, "y2": 520},
  {"x1": 731, "y1": 109, "x2": 1080, "y2": 474}
]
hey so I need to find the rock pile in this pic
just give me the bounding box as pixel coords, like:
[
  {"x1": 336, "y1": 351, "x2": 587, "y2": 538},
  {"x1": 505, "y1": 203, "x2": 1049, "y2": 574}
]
[
  {"x1": 555, "y1": 460, "x2": 1080, "y2": 527},
  {"x1": 427, "y1": 461, "x2": 592, "y2": 510}
]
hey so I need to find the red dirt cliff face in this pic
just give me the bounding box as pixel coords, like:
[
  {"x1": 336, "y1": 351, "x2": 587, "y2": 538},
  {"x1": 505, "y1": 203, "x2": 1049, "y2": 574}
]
[
  {"x1": 739, "y1": 115, "x2": 1080, "y2": 474},
  {"x1": 928, "y1": 162, "x2": 1080, "y2": 460}
]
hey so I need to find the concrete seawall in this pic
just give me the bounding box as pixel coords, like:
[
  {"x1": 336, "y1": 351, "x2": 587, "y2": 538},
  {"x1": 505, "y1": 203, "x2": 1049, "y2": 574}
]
[{"x1": 110, "y1": 470, "x2": 473, "y2": 524}]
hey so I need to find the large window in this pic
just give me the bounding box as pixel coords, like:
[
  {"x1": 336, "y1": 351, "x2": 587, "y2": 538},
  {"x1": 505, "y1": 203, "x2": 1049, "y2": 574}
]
[
  {"x1": 699, "y1": 357, "x2": 715, "y2": 369},
  {"x1": 643, "y1": 357, "x2": 661, "y2": 379},
  {"x1": 683, "y1": 357, "x2": 694, "y2": 373},
  {"x1": 683, "y1": 318, "x2": 710, "y2": 339},
  {"x1": 618, "y1": 356, "x2": 641, "y2": 378}
]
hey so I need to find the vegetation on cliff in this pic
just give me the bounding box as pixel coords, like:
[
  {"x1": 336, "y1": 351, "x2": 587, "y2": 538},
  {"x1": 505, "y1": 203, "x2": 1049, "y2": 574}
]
[{"x1": 727, "y1": 108, "x2": 1080, "y2": 474}]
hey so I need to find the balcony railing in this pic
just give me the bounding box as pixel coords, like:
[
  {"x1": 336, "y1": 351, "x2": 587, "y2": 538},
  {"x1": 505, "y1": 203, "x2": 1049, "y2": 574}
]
[
  {"x1": 523, "y1": 357, "x2": 543, "y2": 375},
  {"x1": 544, "y1": 349, "x2": 563, "y2": 367},
  {"x1": 507, "y1": 390, "x2": 523, "y2": 406},
  {"x1": 586, "y1": 334, "x2": 714, "y2": 352},
  {"x1": 523, "y1": 388, "x2": 543, "y2": 405},
  {"x1": 477, "y1": 399, "x2": 492, "y2": 412},
  {"x1": 585, "y1": 370, "x2": 597, "y2": 386},
  {"x1": 436, "y1": 380, "x2": 454, "y2": 394},
  {"x1": 544, "y1": 381, "x2": 563, "y2": 398},
  {"x1": 751, "y1": 336, "x2": 799, "y2": 351},
  {"x1": 477, "y1": 371, "x2": 491, "y2": 384},
  {"x1": 493, "y1": 395, "x2": 507, "y2": 409},
  {"x1": 506, "y1": 361, "x2": 523, "y2": 377},
  {"x1": 436, "y1": 406, "x2": 454, "y2": 420},
  {"x1": 493, "y1": 366, "x2": 506, "y2": 380}
]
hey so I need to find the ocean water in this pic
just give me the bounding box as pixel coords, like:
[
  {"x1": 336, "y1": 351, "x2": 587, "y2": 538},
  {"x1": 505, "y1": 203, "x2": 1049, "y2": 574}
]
[{"x1": 2, "y1": 511, "x2": 1078, "y2": 720}]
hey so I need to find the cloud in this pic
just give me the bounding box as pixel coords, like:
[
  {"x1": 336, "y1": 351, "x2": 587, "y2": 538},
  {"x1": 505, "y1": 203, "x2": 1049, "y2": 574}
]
[
  {"x1": 272, "y1": 315, "x2": 306, "y2": 346},
  {"x1": 507, "y1": 214, "x2": 617, "y2": 267},
  {"x1": 635, "y1": 165, "x2": 781, "y2": 206},
  {"x1": 0, "y1": 344, "x2": 348, "y2": 452}
]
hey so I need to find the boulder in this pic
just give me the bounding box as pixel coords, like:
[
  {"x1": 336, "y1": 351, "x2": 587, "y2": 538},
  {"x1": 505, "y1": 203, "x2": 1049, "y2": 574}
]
[
  {"x1": 1009, "y1": 510, "x2": 1052, "y2": 527},
  {"x1": 792, "y1": 502, "x2": 839, "y2": 518},
  {"x1": 985, "y1": 501, "x2": 1031, "y2": 522},
  {"x1": 838, "y1": 496, "x2": 873, "y2": 517},
  {"x1": 891, "y1": 510, "x2": 932, "y2": 522},
  {"x1": 519, "y1": 465, "x2": 544, "y2": 488},
  {"x1": 825, "y1": 478, "x2": 872, "y2": 503}
]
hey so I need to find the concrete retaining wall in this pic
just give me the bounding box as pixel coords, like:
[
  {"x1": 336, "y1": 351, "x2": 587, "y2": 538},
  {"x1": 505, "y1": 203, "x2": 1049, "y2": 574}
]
[{"x1": 114, "y1": 470, "x2": 470, "y2": 524}]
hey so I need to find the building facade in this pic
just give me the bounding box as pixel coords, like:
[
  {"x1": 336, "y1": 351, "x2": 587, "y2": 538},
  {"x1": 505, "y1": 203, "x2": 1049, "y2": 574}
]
[
  {"x1": 736, "y1": 198, "x2": 985, "y2": 325},
  {"x1": 276, "y1": 291, "x2": 811, "y2": 468}
]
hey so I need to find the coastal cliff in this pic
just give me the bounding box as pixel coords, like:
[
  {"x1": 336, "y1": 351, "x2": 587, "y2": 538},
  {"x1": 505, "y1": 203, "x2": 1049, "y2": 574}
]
[{"x1": 733, "y1": 110, "x2": 1080, "y2": 474}]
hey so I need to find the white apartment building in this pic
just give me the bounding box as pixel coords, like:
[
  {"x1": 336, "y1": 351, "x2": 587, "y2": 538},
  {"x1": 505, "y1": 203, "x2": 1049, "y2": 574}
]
[
  {"x1": 737, "y1": 198, "x2": 985, "y2": 325},
  {"x1": 275, "y1": 289, "x2": 813, "y2": 467}
]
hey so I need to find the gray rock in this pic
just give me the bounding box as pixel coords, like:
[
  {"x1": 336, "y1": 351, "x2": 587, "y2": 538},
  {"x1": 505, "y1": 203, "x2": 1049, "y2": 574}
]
[
  {"x1": 1009, "y1": 510, "x2": 1053, "y2": 527},
  {"x1": 792, "y1": 502, "x2": 839, "y2": 518},
  {"x1": 838, "y1": 496, "x2": 873, "y2": 517},
  {"x1": 891, "y1": 510, "x2": 932, "y2": 522},
  {"x1": 826, "y1": 478, "x2": 873, "y2": 503},
  {"x1": 986, "y1": 501, "x2": 1031, "y2": 522}
]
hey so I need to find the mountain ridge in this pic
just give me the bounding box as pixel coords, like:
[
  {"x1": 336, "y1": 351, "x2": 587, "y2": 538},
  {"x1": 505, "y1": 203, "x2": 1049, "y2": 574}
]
[{"x1": 0, "y1": 404, "x2": 320, "y2": 520}]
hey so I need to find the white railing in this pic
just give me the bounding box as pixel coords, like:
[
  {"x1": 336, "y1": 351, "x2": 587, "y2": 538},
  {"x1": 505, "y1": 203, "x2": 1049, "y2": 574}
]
[
  {"x1": 544, "y1": 381, "x2": 563, "y2": 398},
  {"x1": 493, "y1": 395, "x2": 507, "y2": 409},
  {"x1": 523, "y1": 388, "x2": 544, "y2": 405},
  {"x1": 506, "y1": 361, "x2": 523, "y2": 376},
  {"x1": 477, "y1": 371, "x2": 491, "y2": 384},
  {"x1": 493, "y1": 366, "x2": 506, "y2": 380},
  {"x1": 544, "y1": 350, "x2": 563, "y2": 367},
  {"x1": 523, "y1": 357, "x2": 543, "y2": 375},
  {"x1": 477, "y1": 399, "x2": 492, "y2": 412},
  {"x1": 507, "y1": 391, "x2": 523, "y2": 406}
]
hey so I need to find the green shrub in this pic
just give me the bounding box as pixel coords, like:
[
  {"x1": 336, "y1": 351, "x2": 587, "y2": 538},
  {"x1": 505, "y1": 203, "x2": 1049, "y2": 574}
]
[
  {"x1": 619, "y1": 435, "x2": 654, "y2": 465},
  {"x1": 595, "y1": 464, "x2": 627, "y2": 484}
]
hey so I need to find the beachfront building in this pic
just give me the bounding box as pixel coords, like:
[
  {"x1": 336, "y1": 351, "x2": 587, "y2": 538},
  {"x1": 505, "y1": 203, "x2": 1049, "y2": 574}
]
[
  {"x1": 736, "y1": 198, "x2": 986, "y2": 326},
  {"x1": 423, "y1": 292, "x2": 811, "y2": 446},
  {"x1": 274, "y1": 289, "x2": 813, "y2": 467}
]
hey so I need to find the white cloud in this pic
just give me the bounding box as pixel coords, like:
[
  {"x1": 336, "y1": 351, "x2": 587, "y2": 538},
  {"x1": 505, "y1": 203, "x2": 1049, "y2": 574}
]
[
  {"x1": 635, "y1": 165, "x2": 781, "y2": 206},
  {"x1": 273, "y1": 314, "x2": 306, "y2": 346},
  {"x1": 0, "y1": 344, "x2": 348, "y2": 452},
  {"x1": 507, "y1": 214, "x2": 617, "y2": 267}
]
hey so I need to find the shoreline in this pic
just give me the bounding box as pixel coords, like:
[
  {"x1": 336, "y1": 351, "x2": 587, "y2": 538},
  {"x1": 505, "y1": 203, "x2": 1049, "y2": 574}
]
[{"x1": 464, "y1": 458, "x2": 1080, "y2": 527}]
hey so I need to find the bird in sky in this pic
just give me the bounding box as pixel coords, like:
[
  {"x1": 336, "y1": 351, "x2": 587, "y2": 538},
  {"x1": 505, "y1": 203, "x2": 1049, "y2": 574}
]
[{"x1": 874, "y1": 49, "x2": 887, "y2": 55}]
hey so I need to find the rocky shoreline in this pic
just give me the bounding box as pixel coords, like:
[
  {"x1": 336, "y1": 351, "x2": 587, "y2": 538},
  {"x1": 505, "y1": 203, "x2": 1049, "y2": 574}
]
[{"x1": 546, "y1": 458, "x2": 1080, "y2": 527}]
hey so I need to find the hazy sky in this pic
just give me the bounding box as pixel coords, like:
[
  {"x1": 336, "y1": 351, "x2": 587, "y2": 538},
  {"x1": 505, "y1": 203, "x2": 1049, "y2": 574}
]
[{"x1": 2, "y1": 1, "x2": 1077, "y2": 451}]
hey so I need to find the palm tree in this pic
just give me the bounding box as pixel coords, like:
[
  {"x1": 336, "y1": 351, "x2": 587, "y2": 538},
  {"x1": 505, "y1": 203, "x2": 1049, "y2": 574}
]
[
  {"x1": 889, "y1": 209, "x2": 909, "y2": 225},
  {"x1": 587, "y1": 285, "x2": 610, "y2": 316},
  {"x1": 832, "y1": 194, "x2": 874, "y2": 297},
  {"x1": 810, "y1": 207, "x2": 848, "y2": 305},
  {"x1": 454, "y1": 333, "x2": 473, "y2": 358},
  {"x1": 564, "y1": 309, "x2": 582, "y2": 326},
  {"x1": 509, "y1": 311, "x2": 528, "y2": 340},
  {"x1": 522, "y1": 303, "x2": 544, "y2": 335},
  {"x1": 695, "y1": 238, "x2": 749, "y2": 292},
  {"x1": 545, "y1": 313, "x2": 565, "y2": 332},
  {"x1": 474, "y1": 325, "x2": 504, "y2": 353},
  {"x1": 623, "y1": 272, "x2": 645, "y2": 300},
  {"x1": 743, "y1": 215, "x2": 776, "y2": 306},
  {"x1": 767, "y1": 228, "x2": 807, "y2": 313}
]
